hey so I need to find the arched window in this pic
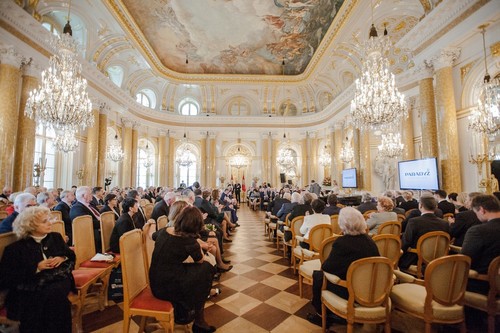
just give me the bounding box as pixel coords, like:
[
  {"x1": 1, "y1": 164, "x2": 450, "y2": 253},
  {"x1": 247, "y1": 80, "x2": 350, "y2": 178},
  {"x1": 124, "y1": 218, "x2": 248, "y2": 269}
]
[
  {"x1": 34, "y1": 124, "x2": 57, "y2": 188},
  {"x1": 175, "y1": 143, "x2": 198, "y2": 187},
  {"x1": 136, "y1": 88, "x2": 156, "y2": 109},
  {"x1": 106, "y1": 65, "x2": 124, "y2": 87},
  {"x1": 136, "y1": 139, "x2": 155, "y2": 188},
  {"x1": 42, "y1": 21, "x2": 60, "y2": 37},
  {"x1": 179, "y1": 98, "x2": 199, "y2": 115}
]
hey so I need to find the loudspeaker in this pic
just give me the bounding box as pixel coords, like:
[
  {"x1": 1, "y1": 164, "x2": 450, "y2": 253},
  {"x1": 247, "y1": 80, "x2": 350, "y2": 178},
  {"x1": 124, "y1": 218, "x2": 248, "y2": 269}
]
[
  {"x1": 287, "y1": 179, "x2": 292, "y2": 185},
  {"x1": 280, "y1": 173, "x2": 286, "y2": 183}
]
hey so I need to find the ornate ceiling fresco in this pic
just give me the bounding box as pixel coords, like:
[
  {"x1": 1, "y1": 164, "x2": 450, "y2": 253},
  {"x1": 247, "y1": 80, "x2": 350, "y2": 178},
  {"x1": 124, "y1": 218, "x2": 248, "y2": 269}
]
[{"x1": 117, "y1": 0, "x2": 344, "y2": 75}]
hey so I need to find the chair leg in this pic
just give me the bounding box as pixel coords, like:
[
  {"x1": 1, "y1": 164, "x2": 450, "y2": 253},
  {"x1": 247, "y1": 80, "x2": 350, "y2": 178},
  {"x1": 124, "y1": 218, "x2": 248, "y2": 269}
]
[
  {"x1": 487, "y1": 314, "x2": 494, "y2": 333},
  {"x1": 298, "y1": 274, "x2": 303, "y2": 298},
  {"x1": 138, "y1": 316, "x2": 147, "y2": 332},
  {"x1": 425, "y1": 322, "x2": 432, "y2": 333},
  {"x1": 123, "y1": 314, "x2": 131, "y2": 333},
  {"x1": 347, "y1": 323, "x2": 354, "y2": 333},
  {"x1": 384, "y1": 317, "x2": 391, "y2": 333},
  {"x1": 459, "y1": 320, "x2": 466, "y2": 333}
]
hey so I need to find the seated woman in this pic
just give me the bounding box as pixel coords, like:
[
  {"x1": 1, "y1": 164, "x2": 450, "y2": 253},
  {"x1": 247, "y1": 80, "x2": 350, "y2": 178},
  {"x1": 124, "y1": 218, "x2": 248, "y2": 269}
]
[
  {"x1": 149, "y1": 206, "x2": 216, "y2": 333},
  {"x1": 0, "y1": 206, "x2": 76, "y2": 332},
  {"x1": 249, "y1": 188, "x2": 261, "y2": 210},
  {"x1": 109, "y1": 197, "x2": 140, "y2": 253},
  {"x1": 366, "y1": 196, "x2": 398, "y2": 235},
  {"x1": 100, "y1": 193, "x2": 121, "y2": 218},
  {"x1": 298, "y1": 199, "x2": 330, "y2": 249},
  {"x1": 308, "y1": 207, "x2": 380, "y2": 326}
]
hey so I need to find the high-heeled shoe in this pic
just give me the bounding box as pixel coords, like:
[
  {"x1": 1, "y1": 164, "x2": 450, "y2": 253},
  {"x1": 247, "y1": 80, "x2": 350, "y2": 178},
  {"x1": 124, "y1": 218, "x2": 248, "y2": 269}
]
[
  {"x1": 192, "y1": 323, "x2": 217, "y2": 333},
  {"x1": 217, "y1": 265, "x2": 233, "y2": 273},
  {"x1": 221, "y1": 257, "x2": 231, "y2": 264}
]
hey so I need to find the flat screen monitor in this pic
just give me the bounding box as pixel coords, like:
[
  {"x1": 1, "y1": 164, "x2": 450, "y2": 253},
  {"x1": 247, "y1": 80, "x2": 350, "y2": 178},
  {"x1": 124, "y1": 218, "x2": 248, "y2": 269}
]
[
  {"x1": 342, "y1": 168, "x2": 357, "y2": 188},
  {"x1": 398, "y1": 157, "x2": 439, "y2": 191}
]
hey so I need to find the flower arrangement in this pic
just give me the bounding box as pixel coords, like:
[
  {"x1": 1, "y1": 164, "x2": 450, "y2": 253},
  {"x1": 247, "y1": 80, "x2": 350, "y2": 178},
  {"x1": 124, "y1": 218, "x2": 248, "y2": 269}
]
[
  {"x1": 205, "y1": 224, "x2": 217, "y2": 232},
  {"x1": 323, "y1": 176, "x2": 332, "y2": 186}
]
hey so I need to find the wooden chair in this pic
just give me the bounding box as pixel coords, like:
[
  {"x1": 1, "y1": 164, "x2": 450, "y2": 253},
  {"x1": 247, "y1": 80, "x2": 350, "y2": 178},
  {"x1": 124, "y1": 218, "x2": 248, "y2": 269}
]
[
  {"x1": 377, "y1": 220, "x2": 401, "y2": 236},
  {"x1": 276, "y1": 213, "x2": 291, "y2": 251},
  {"x1": 405, "y1": 208, "x2": 417, "y2": 218},
  {"x1": 391, "y1": 255, "x2": 470, "y2": 333},
  {"x1": 0, "y1": 233, "x2": 20, "y2": 327},
  {"x1": 49, "y1": 210, "x2": 62, "y2": 221},
  {"x1": 250, "y1": 198, "x2": 261, "y2": 211},
  {"x1": 330, "y1": 214, "x2": 341, "y2": 235},
  {"x1": 139, "y1": 198, "x2": 150, "y2": 207},
  {"x1": 0, "y1": 211, "x2": 7, "y2": 222},
  {"x1": 464, "y1": 256, "x2": 500, "y2": 333},
  {"x1": 405, "y1": 231, "x2": 450, "y2": 279},
  {"x1": 120, "y1": 229, "x2": 174, "y2": 333},
  {"x1": 282, "y1": 216, "x2": 304, "y2": 260},
  {"x1": 157, "y1": 215, "x2": 168, "y2": 230},
  {"x1": 143, "y1": 203, "x2": 154, "y2": 220},
  {"x1": 268, "y1": 215, "x2": 278, "y2": 243},
  {"x1": 363, "y1": 210, "x2": 377, "y2": 220},
  {"x1": 298, "y1": 235, "x2": 340, "y2": 298},
  {"x1": 142, "y1": 220, "x2": 156, "y2": 268},
  {"x1": 373, "y1": 234, "x2": 402, "y2": 269},
  {"x1": 321, "y1": 257, "x2": 394, "y2": 333},
  {"x1": 100, "y1": 211, "x2": 116, "y2": 254},
  {"x1": 443, "y1": 212, "x2": 454, "y2": 220},
  {"x1": 397, "y1": 213, "x2": 406, "y2": 223},
  {"x1": 292, "y1": 224, "x2": 333, "y2": 274},
  {"x1": 50, "y1": 220, "x2": 66, "y2": 239}
]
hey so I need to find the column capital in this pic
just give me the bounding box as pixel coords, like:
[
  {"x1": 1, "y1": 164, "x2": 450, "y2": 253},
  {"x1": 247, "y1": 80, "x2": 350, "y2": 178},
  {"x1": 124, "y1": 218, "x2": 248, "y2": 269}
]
[
  {"x1": 334, "y1": 121, "x2": 344, "y2": 130},
  {"x1": 121, "y1": 118, "x2": 134, "y2": 128},
  {"x1": 0, "y1": 45, "x2": 22, "y2": 67},
  {"x1": 98, "y1": 102, "x2": 111, "y2": 115},
  {"x1": 158, "y1": 129, "x2": 169, "y2": 137},
  {"x1": 413, "y1": 61, "x2": 434, "y2": 80},
  {"x1": 20, "y1": 58, "x2": 41, "y2": 78},
  {"x1": 430, "y1": 48, "x2": 461, "y2": 70}
]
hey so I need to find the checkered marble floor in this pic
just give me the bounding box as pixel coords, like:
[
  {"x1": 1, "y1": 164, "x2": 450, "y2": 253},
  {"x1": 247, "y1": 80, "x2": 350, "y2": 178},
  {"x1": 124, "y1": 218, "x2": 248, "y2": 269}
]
[{"x1": 83, "y1": 206, "x2": 488, "y2": 333}]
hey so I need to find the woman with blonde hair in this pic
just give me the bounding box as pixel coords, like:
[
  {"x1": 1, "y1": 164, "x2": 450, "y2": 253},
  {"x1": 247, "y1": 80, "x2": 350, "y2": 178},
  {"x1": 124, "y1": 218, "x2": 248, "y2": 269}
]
[
  {"x1": 0, "y1": 206, "x2": 75, "y2": 332},
  {"x1": 366, "y1": 196, "x2": 398, "y2": 235}
]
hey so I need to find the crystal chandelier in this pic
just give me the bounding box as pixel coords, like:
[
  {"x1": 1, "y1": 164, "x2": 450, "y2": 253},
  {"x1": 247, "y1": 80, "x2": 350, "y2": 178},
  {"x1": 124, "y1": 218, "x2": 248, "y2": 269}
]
[
  {"x1": 378, "y1": 132, "x2": 404, "y2": 159},
  {"x1": 53, "y1": 128, "x2": 78, "y2": 153},
  {"x1": 230, "y1": 146, "x2": 249, "y2": 169},
  {"x1": 25, "y1": 5, "x2": 93, "y2": 153},
  {"x1": 276, "y1": 142, "x2": 296, "y2": 174},
  {"x1": 318, "y1": 145, "x2": 332, "y2": 166},
  {"x1": 143, "y1": 143, "x2": 154, "y2": 168},
  {"x1": 340, "y1": 138, "x2": 354, "y2": 163},
  {"x1": 468, "y1": 25, "x2": 500, "y2": 139},
  {"x1": 107, "y1": 134, "x2": 124, "y2": 162},
  {"x1": 350, "y1": 17, "x2": 407, "y2": 130},
  {"x1": 176, "y1": 134, "x2": 195, "y2": 167}
]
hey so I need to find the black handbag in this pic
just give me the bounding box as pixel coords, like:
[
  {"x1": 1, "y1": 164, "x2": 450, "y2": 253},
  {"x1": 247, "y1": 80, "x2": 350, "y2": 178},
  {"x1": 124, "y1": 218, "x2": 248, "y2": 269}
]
[{"x1": 36, "y1": 260, "x2": 74, "y2": 288}]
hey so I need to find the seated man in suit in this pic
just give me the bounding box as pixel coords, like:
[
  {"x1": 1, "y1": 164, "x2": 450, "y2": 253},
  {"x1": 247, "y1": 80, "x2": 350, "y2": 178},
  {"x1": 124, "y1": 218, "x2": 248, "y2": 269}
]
[
  {"x1": 323, "y1": 193, "x2": 341, "y2": 216},
  {"x1": 434, "y1": 189, "x2": 455, "y2": 215},
  {"x1": 0, "y1": 193, "x2": 36, "y2": 234},
  {"x1": 53, "y1": 190, "x2": 76, "y2": 244},
  {"x1": 448, "y1": 192, "x2": 481, "y2": 247},
  {"x1": 399, "y1": 191, "x2": 419, "y2": 212},
  {"x1": 151, "y1": 191, "x2": 176, "y2": 222},
  {"x1": 399, "y1": 195, "x2": 450, "y2": 270},
  {"x1": 276, "y1": 192, "x2": 300, "y2": 222},
  {"x1": 288, "y1": 192, "x2": 314, "y2": 222},
  {"x1": 90, "y1": 186, "x2": 105, "y2": 209},
  {"x1": 356, "y1": 192, "x2": 377, "y2": 214},
  {"x1": 70, "y1": 186, "x2": 102, "y2": 251},
  {"x1": 461, "y1": 194, "x2": 500, "y2": 294}
]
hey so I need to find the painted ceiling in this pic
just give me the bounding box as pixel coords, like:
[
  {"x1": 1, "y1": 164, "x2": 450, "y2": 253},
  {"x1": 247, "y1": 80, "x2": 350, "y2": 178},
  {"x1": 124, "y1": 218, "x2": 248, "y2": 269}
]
[{"x1": 119, "y1": 0, "x2": 344, "y2": 75}]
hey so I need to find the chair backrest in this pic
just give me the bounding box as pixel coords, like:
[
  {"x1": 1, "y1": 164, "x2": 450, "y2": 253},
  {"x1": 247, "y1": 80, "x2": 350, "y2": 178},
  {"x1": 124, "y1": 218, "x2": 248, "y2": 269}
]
[
  {"x1": 143, "y1": 203, "x2": 154, "y2": 220},
  {"x1": 51, "y1": 221, "x2": 66, "y2": 239},
  {"x1": 142, "y1": 220, "x2": 156, "y2": 268},
  {"x1": 0, "y1": 232, "x2": 17, "y2": 261},
  {"x1": 373, "y1": 234, "x2": 402, "y2": 269},
  {"x1": 347, "y1": 256, "x2": 394, "y2": 308},
  {"x1": 285, "y1": 213, "x2": 292, "y2": 226},
  {"x1": 405, "y1": 208, "x2": 416, "y2": 218},
  {"x1": 49, "y1": 210, "x2": 62, "y2": 221},
  {"x1": 363, "y1": 210, "x2": 377, "y2": 220},
  {"x1": 330, "y1": 215, "x2": 341, "y2": 234},
  {"x1": 120, "y1": 229, "x2": 148, "y2": 308},
  {"x1": 425, "y1": 254, "x2": 470, "y2": 307},
  {"x1": 443, "y1": 213, "x2": 454, "y2": 220},
  {"x1": 157, "y1": 215, "x2": 168, "y2": 229},
  {"x1": 377, "y1": 221, "x2": 401, "y2": 236},
  {"x1": 319, "y1": 235, "x2": 341, "y2": 263},
  {"x1": 397, "y1": 214, "x2": 406, "y2": 223},
  {"x1": 487, "y1": 256, "x2": 500, "y2": 301},
  {"x1": 290, "y1": 216, "x2": 304, "y2": 242},
  {"x1": 0, "y1": 211, "x2": 8, "y2": 222},
  {"x1": 308, "y1": 224, "x2": 334, "y2": 252},
  {"x1": 417, "y1": 231, "x2": 450, "y2": 268},
  {"x1": 140, "y1": 199, "x2": 150, "y2": 207},
  {"x1": 100, "y1": 211, "x2": 116, "y2": 253},
  {"x1": 72, "y1": 215, "x2": 96, "y2": 268}
]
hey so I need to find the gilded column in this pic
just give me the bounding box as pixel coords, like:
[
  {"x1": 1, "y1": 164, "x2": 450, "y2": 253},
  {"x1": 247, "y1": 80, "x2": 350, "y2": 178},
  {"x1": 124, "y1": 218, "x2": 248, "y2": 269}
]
[
  {"x1": 131, "y1": 126, "x2": 139, "y2": 187},
  {"x1": 13, "y1": 61, "x2": 38, "y2": 192},
  {"x1": 0, "y1": 47, "x2": 22, "y2": 189},
  {"x1": 333, "y1": 122, "x2": 343, "y2": 185},
  {"x1": 208, "y1": 132, "x2": 216, "y2": 188},
  {"x1": 432, "y1": 48, "x2": 462, "y2": 192},
  {"x1": 158, "y1": 130, "x2": 168, "y2": 186},
  {"x1": 97, "y1": 104, "x2": 108, "y2": 187},
  {"x1": 200, "y1": 134, "x2": 207, "y2": 186},
  {"x1": 121, "y1": 119, "x2": 133, "y2": 187},
  {"x1": 268, "y1": 132, "x2": 273, "y2": 184},
  {"x1": 329, "y1": 127, "x2": 335, "y2": 181},
  {"x1": 168, "y1": 136, "x2": 175, "y2": 186},
  {"x1": 402, "y1": 98, "x2": 415, "y2": 161},
  {"x1": 272, "y1": 136, "x2": 279, "y2": 185},
  {"x1": 359, "y1": 129, "x2": 371, "y2": 190},
  {"x1": 262, "y1": 133, "x2": 269, "y2": 183},
  {"x1": 417, "y1": 63, "x2": 439, "y2": 158},
  {"x1": 84, "y1": 107, "x2": 100, "y2": 186},
  {"x1": 352, "y1": 127, "x2": 360, "y2": 187},
  {"x1": 302, "y1": 137, "x2": 308, "y2": 186}
]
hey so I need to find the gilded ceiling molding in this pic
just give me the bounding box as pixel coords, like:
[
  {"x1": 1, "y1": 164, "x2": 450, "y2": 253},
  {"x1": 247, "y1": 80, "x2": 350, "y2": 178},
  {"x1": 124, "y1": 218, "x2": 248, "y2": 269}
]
[
  {"x1": 491, "y1": 41, "x2": 500, "y2": 57},
  {"x1": 92, "y1": 36, "x2": 128, "y2": 63},
  {"x1": 97, "y1": 44, "x2": 133, "y2": 71}
]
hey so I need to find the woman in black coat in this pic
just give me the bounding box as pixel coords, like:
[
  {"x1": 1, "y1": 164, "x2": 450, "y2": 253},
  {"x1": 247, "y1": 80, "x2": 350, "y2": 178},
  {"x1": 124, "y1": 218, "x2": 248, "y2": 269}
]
[
  {"x1": 100, "y1": 193, "x2": 121, "y2": 218},
  {"x1": 0, "y1": 206, "x2": 76, "y2": 333},
  {"x1": 109, "y1": 197, "x2": 140, "y2": 253}
]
